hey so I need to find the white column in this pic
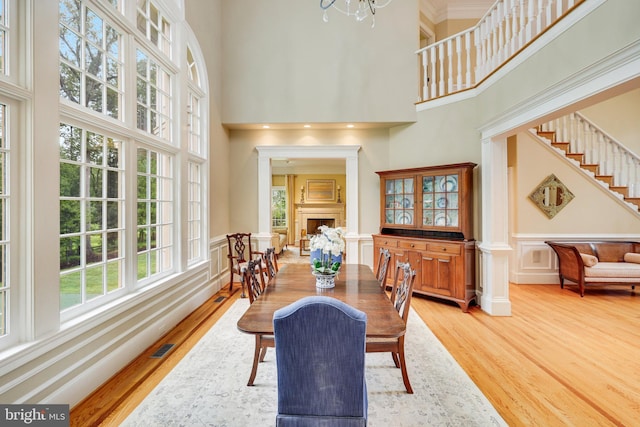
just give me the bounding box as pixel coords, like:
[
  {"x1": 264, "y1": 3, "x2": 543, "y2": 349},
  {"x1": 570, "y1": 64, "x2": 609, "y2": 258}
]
[
  {"x1": 255, "y1": 154, "x2": 273, "y2": 251},
  {"x1": 477, "y1": 136, "x2": 512, "y2": 316},
  {"x1": 345, "y1": 151, "x2": 359, "y2": 262}
]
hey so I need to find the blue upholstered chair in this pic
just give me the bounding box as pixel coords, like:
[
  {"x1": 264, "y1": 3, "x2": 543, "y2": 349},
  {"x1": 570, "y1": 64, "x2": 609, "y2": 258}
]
[{"x1": 273, "y1": 296, "x2": 368, "y2": 427}]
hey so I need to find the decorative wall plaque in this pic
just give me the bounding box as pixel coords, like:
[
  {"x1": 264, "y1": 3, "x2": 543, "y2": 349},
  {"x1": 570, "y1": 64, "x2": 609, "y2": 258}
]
[{"x1": 528, "y1": 174, "x2": 574, "y2": 219}]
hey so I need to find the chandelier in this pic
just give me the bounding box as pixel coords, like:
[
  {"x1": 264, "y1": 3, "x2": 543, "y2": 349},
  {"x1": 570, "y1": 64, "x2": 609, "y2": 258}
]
[{"x1": 320, "y1": 0, "x2": 394, "y2": 28}]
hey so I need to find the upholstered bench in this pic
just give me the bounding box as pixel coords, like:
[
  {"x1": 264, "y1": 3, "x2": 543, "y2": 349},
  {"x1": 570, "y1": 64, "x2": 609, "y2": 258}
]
[{"x1": 546, "y1": 241, "x2": 640, "y2": 296}]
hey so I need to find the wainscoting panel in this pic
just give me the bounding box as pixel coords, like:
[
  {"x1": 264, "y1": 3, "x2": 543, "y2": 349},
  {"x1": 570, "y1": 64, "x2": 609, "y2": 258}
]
[
  {"x1": 510, "y1": 234, "x2": 640, "y2": 284},
  {"x1": 359, "y1": 236, "x2": 374, "y2": 270},
  {"x1": 209, "y1": 235, "x2": 229, "y2": 292}
]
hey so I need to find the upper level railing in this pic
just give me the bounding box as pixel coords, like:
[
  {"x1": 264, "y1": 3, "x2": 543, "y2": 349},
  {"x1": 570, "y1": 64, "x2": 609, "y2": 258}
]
[{"x1": 416, "y1": 0, "x2": 582, "y2": 103}]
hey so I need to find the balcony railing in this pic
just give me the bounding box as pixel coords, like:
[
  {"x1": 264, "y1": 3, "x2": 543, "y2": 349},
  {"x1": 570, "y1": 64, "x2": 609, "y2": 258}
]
[{"x1": 416, "y1": 0, "x2": 582, "y2": 103}]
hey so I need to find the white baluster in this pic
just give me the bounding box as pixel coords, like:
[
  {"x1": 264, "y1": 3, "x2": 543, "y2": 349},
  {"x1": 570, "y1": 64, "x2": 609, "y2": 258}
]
[
  {"x1": 604, "y1": 138, "x2": 613, "y2": 177},
  {"x1": 438, "y1": 43, "x2": 445, "y2": 96},
  {"x1": 584, "y1": 122, "x2": 593, "y2": 164},
  {"x1": 597, "y1": 132, "x2": 605, "y2": 173},
  {"x1": 557, "y1": 0, "x2": 564, "y2": 19},
  {"x1": 447, "y1": 39, "x2": 453, "y2": 93},
  {"x1": 456, "y1": 36, "x2": 462, "y2": 90},
  {"x1": 497, "y1": 1, "x2": 505, "y2": 63},
  {"x1": 519, "y1": 0, "x2": 526, "y2": 48},
  {"x1": 536, "y1": 0, "x2": 543, "y2": 35},
  {"x1": 526, "y1": 0, "x2": 535, "y2": 42},
  {"x1": 465, "y1": 32, "x2": 472, "y2": 87},
  {"x1": 545, "y1": 0, "x2": 552, "y2": 30},
  {"x1": 613, "y1": 145, "x2": 621, "y2": 186},
  {"x1": 491, "y1": 9, "x2": 498, "y2": 70},
  {"x1": 421, "y1": 51, "x2": 428, "y2": 101},
  {"x1": 622, "y1": 152, "x2": 631, "y2": 187},
  {"x1": 474, "y1": 27, "x2": 481, "y2": 82},
  {"x1": 430, "y1": 47, "x2": 437, "y2": 98},
  {"x1": 511, "y1": 0, "x2": 519, "y2": 54}
]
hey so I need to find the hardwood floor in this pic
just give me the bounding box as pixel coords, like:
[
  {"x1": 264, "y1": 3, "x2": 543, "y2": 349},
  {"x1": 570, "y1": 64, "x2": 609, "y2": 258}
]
[{"x1": 70, "y1": 281, "x2": 639, "y2": 426}]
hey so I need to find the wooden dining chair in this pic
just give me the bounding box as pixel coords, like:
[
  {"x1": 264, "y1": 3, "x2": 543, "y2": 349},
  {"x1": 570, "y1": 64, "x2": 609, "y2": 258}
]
[
  {"x1": 226, "y1": 233, "x2": 255, "y2": 297},
  {"x1": 366, "y1": 261, "x2": 416, "y2": 394},
  {"x1": 242, "y1": 258, "x2": 274, "y2": 386},
  {"x1": 375, "y1": 247, "x2": 392, "y2": 290}
]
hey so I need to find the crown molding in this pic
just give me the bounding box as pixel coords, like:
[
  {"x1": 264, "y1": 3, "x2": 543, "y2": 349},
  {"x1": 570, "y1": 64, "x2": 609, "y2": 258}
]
[{"x1": 421, "y1": 0, "x2": 493, "y2": 24}]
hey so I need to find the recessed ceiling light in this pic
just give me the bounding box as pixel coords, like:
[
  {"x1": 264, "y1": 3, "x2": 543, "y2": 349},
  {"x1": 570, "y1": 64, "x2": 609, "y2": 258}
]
[
  {"x1": 303, "y1": 124, "x2": 311, "y2": 128},
  {"x1": 262, "y1": 125, "x2": 270, "y2": 129},
  {"x1": 346, "y1": 124, "x2": 355, "y2": 128}
]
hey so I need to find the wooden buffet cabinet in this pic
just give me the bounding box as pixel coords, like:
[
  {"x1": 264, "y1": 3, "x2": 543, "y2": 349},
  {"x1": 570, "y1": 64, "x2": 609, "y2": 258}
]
[{"x1": 373, "y1": 163, "x2": 477, "y2": 312}]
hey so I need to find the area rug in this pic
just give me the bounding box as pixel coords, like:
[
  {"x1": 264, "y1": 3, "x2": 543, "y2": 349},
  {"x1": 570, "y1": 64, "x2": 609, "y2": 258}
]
[
  {"x1": 277, "y1": 246, "x2": 310, "y2": 265},
  {"x1": 122, "y1": 299, "x2": 506, "y2": 427}
]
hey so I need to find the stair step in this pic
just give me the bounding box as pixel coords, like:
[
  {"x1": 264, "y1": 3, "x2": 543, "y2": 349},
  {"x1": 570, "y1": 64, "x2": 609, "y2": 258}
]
[
  {"x1": 551, "y1": 142, "x2": 570, "y2": 153},
  {"x1": 537, "y1": 131, "x2": 556, "y2": 142},
  {"x1": 581, "y1": 164, "x2": 599, "y2": 174},
  {"x1": 625, "y1": 198, "x2": 640, "y2": 210},
  {"x1": 595, "y1": 175, "x2": 614, "y2": 185},
  {"x1": 609, "y1": 186, "x2": 629, "y2": 197},
  {"x1": 566, "y1": 153, "x2": 584, "y2": 162}
]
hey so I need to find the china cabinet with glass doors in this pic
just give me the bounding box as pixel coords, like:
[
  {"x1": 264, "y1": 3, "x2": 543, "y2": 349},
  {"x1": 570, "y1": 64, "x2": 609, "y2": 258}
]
[{"x1": 373, "y1": 163, "x2": 476, "y2": 312}]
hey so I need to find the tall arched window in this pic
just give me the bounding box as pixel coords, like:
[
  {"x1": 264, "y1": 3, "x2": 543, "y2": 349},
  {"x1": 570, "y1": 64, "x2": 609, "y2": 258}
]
[
  {"x1": 185, "y1": 42, "x2": 208, "y2": 265},
  {"x1": 56, "y1": 0, "x2": 209, "y2": 318}
]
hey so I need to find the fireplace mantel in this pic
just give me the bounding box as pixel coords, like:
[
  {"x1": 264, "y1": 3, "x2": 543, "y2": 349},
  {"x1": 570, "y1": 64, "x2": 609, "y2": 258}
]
[{"x1": 295, "y1": 203, "x2": 346, "y2": 244}]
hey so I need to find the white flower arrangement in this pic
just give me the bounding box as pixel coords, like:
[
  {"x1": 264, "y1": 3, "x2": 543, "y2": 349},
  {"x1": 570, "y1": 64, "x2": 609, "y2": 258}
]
[{"x1": 309, "y1": 225, "x2": 345, "y2": 274}]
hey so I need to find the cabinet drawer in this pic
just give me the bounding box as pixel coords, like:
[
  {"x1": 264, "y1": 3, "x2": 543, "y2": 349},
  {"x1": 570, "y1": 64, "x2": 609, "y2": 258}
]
[
  {"x1": 399, "y1": 240, "x2": 427, "y2": 251},
  {"x1": 377, "y1": 238, "x2": 398, "y2": 248},
  {"x1": 427, "y1": 242, "x2": 461, "y2": 255}
]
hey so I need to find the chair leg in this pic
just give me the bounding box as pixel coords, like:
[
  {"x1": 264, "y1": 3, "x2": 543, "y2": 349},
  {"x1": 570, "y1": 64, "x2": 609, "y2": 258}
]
[
  {"x1": 229, "y1": 270, "x2": 234, "y2": 293},
  {"x1": 239, "y1": 273, "x2": 246, "y2": 298},
  {"x1": 248, "y1": 336, "x2": 261, "y2": 386},
  {"x1": 259, "y1": 346, "x2": 268, "y2": 362},
  {"x1": 391, "y1": 352, "x2": 400, "y2": 368},
  {"x1": 398, "y1": 338, "x2": 413, "y2": 394}
]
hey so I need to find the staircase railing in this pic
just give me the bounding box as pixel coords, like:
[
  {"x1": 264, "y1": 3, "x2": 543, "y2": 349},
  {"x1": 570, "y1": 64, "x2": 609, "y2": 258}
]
[
  {"x1": 416, "y1": 0, "x2": 581, "y2": 103},
  {"x1": 538, "y1": 112, "x2": 640, "y2": 198}
]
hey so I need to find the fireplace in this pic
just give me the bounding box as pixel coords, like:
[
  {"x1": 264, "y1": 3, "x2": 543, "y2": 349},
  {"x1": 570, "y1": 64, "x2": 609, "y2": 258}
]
[
  {"x1": 307, "y1": 218, "x2": 335, "y2": 235},
  {"x1": 295, "y1": 203, "x2": 345, "y2": 245}
]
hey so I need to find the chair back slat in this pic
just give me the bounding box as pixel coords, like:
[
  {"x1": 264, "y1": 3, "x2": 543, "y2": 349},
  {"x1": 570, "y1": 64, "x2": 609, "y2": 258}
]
[
  {"x1": 390, "y1": 261, "x2": 417, "y2": 323},
  {"x1": 262, "y1": 247, "x2": 279, "y2": 280},
  {"x1": 243, "y1": 258, "x2": 265, "y2": 304},
  {"x1": 375, "y1": 248, "x2": 392, "y2": 288}
]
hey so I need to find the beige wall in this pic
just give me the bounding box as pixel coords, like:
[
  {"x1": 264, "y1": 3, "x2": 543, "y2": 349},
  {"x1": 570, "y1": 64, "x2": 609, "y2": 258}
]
[
  {"x1": 435, "y1": 18, "x2": 478, "y2": 40},
  {"x1": 221, "y1": 0, "x2": 419, "y2": 125},
  {"x1": 513, "y1": 131, "x2": 640, "y2": 234},
  {"x1": 580, "y1": 88, "x2": 640, "y2": 153},
  {"x1": 185, "y1": 0, "x2": 231, "y2": 238}
]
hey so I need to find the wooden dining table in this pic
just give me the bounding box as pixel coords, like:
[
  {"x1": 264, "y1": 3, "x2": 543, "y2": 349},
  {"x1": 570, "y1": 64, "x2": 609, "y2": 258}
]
[{"x1": 236, "y1": 263, "x2": 406, "y2": 339}]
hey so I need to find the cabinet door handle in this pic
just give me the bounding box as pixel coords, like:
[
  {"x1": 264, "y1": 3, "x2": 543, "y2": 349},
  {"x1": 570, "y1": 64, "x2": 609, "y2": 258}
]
[
  {"x1": 438, "y1": 259, "x2": 450, "y2": 263},
  {"x1": 410, "y1": 244, "x2": 415, "y2": 248},
  {"x1": 425, "y1": 257, "x2": 433, "y2": 261}
]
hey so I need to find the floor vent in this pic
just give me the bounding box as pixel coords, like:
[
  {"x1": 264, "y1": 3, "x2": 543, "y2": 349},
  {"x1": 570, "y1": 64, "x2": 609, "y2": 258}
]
[
  {"x1": 151, "y1": 343, "x2": 175, "y2": 359},
  {"x1": 214, "y1": 296, "x2": 225, "y2": 303}
]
